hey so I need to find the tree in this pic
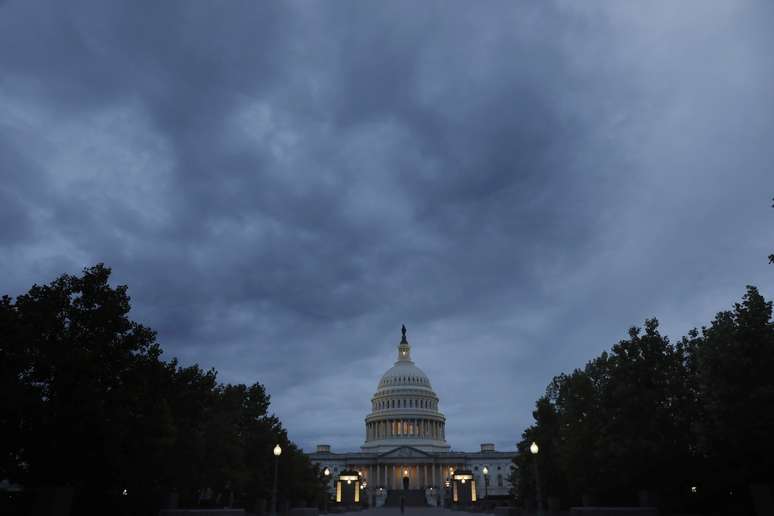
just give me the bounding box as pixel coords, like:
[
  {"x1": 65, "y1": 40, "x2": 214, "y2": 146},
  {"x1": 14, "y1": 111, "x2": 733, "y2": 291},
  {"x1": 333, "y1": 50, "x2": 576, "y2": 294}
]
[
  {"x1": 512, "y1": 396, "x2": 564, "y2": 507},
  {"x1": 695, "y1": 286, "x2": 774, "y2": 486},
  {"x1": 0, "y1": 264, "x2": 159, "y2": 490},
  {"x1": 0, "y1": 264, "x2": 325, "y2": 515}
]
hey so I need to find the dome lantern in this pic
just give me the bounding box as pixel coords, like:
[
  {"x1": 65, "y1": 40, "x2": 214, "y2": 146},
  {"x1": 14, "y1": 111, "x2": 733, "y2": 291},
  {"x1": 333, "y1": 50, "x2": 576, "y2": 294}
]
[{"x1": 398, "y1": 324, "x2": 412, "y2": 362}]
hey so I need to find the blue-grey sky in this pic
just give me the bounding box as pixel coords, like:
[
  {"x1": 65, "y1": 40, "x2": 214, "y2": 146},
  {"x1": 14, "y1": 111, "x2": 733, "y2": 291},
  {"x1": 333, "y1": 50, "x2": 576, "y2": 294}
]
[{"x1": 1, "y1": 1, "x2": 773, "y2": 453}]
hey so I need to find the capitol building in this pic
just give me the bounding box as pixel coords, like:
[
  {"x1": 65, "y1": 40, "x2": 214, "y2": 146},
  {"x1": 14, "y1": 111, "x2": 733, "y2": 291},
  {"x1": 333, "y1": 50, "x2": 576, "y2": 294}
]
[{"x1": 308, "y1": 326, "x2": 516, "y2": 505}]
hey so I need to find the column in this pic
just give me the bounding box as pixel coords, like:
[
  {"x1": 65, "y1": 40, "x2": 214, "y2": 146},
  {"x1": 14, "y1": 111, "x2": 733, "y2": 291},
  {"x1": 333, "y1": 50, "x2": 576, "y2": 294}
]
[
  {"x1": 423, "y1": 464, "x2": 428, "y2": 488},
  {"x1": 432, "y1": 463, "x2": 436, "y2": 486}
]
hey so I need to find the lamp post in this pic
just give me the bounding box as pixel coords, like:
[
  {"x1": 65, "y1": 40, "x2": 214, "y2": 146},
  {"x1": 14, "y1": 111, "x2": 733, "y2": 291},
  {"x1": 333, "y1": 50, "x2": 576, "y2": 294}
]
[
  {"x1": 482, "y1": 466, "x2": 489, "y2": 499},
  {"x1": 323, "y1": 467, "x2": 330, "y2": 513},
  {"x1": 530, "y1": 442, "x2": 542, "y2": 516},
  {"x1": 271, "y1": 444, "x2": 282, "y2": 516}
]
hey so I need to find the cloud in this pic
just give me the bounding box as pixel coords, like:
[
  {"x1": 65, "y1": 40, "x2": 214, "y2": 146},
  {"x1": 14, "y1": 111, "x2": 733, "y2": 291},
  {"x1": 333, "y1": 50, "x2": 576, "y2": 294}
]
[{"x1": 1, "y1": 0, "x2": 773, "y2": 452}]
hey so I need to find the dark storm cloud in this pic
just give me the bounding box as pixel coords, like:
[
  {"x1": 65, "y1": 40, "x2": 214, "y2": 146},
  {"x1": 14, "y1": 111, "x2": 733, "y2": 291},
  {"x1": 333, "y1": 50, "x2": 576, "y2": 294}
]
[{"x1": 1, "y1": 0, "x2": 773, "y2": 452}]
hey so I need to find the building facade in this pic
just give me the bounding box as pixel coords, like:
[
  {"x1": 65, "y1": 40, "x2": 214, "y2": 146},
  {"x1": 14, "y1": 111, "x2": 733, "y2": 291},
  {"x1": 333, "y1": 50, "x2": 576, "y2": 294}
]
[{"x1": 308, "y1": 327, "x2": 516, "y2": 505}]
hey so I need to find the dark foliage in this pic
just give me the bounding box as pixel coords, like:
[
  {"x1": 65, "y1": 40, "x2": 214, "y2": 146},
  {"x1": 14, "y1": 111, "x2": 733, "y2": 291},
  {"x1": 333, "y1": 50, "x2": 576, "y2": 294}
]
[
  {"x1": 0, "y1": 264, "x2": 325, "y2": 515},
  {"x1": 512, "y1": 286, "x2": 774, "y2": 514}
]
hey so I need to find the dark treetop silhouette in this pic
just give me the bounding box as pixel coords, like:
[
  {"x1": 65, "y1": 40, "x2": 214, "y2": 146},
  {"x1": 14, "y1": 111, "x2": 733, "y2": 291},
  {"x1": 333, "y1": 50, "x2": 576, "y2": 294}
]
[
  {"x1": 0, "y1": 264, "x2": 325, "y2": 515},
  {"x1": 511, "y1": 286, "x2": 774, "y2": 514}
]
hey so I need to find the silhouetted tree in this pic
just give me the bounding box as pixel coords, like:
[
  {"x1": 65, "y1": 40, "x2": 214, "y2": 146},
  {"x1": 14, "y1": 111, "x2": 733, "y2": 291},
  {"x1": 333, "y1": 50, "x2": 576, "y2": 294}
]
[
  {"x1": 694, "y1": 286, "x2": 774, "y2": 488},
  {"x1": 0, "y1": 264, "x2": 323, "y2": 515}
]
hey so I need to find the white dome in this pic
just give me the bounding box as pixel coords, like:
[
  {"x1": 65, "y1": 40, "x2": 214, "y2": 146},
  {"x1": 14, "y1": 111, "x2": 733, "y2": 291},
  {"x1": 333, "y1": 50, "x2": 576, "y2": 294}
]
[
  {"x1": 362, "y1": 326, "x2": 450, "y2": 453},
  {"x1": 378, "y1": 362, "x2": 432, "y2": 389}
]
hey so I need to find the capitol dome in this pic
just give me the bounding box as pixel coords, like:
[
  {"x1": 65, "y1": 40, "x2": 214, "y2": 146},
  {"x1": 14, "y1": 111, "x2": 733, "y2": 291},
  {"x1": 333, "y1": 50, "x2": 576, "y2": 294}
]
[{"x1": 361, "y1": 326, "x2": 450, "y2": 453}]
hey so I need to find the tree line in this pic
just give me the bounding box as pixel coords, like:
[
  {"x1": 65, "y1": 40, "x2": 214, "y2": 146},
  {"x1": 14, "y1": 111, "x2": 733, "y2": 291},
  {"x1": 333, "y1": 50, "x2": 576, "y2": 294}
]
[
  {"x1": 511, "y1": 286, "x2": 774, "y2": 514},
  {"x1": 0, "y1": 264, "x2": 325, "y2": 515}
]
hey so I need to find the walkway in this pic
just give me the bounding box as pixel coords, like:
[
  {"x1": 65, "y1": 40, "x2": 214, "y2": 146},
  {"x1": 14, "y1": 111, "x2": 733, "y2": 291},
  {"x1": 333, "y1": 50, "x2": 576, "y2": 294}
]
[{"x1": 336, "y1": 509, "x2": 491, "y2": 516}]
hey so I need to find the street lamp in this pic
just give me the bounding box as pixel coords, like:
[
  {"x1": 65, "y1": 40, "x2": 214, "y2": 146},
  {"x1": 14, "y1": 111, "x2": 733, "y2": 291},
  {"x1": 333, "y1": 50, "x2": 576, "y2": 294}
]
[
  {"x1": 530, "y1": 442, "x2": 542, "y2": 516},
  {"x1": 482, "y1": 466, "x2": 489, "y2": 499},
  {"x1": 323, "y1": 467, "x2": 330, "y2": 513},
  {"x1": 271, "y1": 444, "x2": 282, "y2": 516}
]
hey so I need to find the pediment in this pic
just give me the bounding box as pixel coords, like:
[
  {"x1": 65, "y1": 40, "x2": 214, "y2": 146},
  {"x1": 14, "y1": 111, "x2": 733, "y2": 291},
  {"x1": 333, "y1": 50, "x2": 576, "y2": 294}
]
[{"x1": 378, "y1": 446, "x2": 432, "y2": 459}]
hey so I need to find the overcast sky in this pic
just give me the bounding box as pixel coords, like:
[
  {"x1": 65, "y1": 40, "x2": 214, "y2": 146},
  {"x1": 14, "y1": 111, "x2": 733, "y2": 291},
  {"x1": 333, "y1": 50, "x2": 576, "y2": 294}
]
[{"x1": 1, "y1": 1, "x2": 773, "y2": 453}]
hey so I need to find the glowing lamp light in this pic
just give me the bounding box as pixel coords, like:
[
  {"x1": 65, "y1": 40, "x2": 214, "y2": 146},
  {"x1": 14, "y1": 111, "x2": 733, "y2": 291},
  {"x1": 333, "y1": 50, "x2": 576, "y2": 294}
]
[
  {"x1": 274, "y1": 444, "x2": 282, "y2": 457},
  {"x1": 530, "y1": 442, "x2": 539, "y2": 455},
  {"x1": 404, "y1": 469, "x2": 408, "y2": 476},
  {"x1": 347, "y1": 480, "x2": 351, "y2": 485},
  {"x1": 482, "y1": 466, "x2": 489, "y2": 476},
  {"x1": 122, "y1": 489, "x2": 128, "y2": 496},
  {"x1": 691, "y1": 486, "x2": 697, "y2": 494},
  {"x1": 324, "y1": 467, "x2": 330, "y2": 477}
]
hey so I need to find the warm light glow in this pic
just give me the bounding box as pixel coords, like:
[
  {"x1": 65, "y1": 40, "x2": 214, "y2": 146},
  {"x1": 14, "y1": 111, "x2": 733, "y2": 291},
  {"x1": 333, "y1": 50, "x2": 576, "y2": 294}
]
[
  {"x1": 471, "y1": 480, "x2": 477, "y2": 502},
  {"x1": 274, "y1": 444, "x2": 282, "y2": 456},
  {"x1": 324, "y1": 467, "x2": 330, "y2": 476},
  {"x1": 347, "y1": 480, "x2": 351, "y2": 485},
  {"x1": 404, "y1": 469, "x2": 408, "y2": 476},
  {"x1": 461, "y1": 479, "x2": 466, "y2": 484},
  {"x1": 530, "y1": 442, "x2": 539, "y2": 455},
  {"x1": 691, "y1": 486, "x2": 697, "y2": 493},
  {"x1": 336, "y1": 481, "x2": 341, "y2": 502},
  {"x1": 482, "y1": 466, "x2": 489, "y2": 475}
]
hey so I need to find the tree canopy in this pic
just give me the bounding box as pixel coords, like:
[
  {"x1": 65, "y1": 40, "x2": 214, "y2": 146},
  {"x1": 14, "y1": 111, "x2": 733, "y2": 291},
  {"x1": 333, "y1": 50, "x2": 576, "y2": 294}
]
[
  {"x1": 0, "y1": 264, "x2": 325, "y2": 515},
  {"x1": 512, "y1": 286, "x2": 774, "y2": 513}
]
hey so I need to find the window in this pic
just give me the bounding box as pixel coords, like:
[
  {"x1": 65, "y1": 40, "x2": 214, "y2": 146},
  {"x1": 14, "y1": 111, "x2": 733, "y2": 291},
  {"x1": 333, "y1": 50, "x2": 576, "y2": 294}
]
[{"x1": 498, "y1": 475, "x2": 503, "y2": 487}]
